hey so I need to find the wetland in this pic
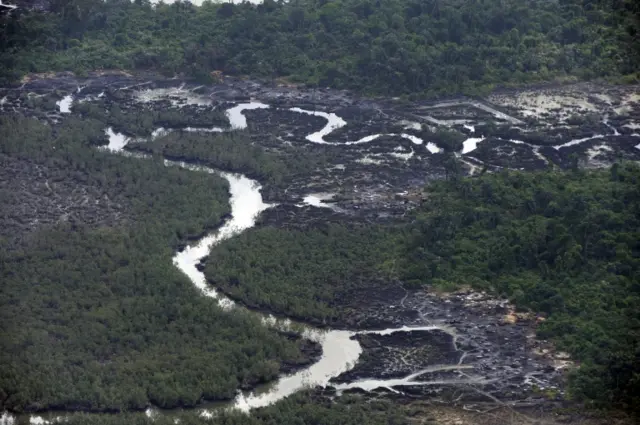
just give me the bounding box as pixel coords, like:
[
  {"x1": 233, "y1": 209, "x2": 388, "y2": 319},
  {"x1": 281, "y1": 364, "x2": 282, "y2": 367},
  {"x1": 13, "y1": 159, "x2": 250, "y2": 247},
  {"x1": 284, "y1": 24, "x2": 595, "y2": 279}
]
[{"x1": 1, "y1": 73, "x2": 639, "y2": 425}]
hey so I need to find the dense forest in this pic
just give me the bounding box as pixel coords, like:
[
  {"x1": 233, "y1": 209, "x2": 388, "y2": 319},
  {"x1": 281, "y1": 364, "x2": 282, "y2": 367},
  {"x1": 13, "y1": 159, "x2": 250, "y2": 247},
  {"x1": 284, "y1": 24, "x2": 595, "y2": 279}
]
[
  {"x1": 205, "y1": 165, "x2": 640, "y2": 412},
  {"x1": 1, "y1": 0, "x2": 639, "y2": 96},
  {"x1": 0, "y1": 114, "x2": 313, "y2": 412},
  {"x1": 204, "y1": 223, "x2": 398, "y2": 323}
]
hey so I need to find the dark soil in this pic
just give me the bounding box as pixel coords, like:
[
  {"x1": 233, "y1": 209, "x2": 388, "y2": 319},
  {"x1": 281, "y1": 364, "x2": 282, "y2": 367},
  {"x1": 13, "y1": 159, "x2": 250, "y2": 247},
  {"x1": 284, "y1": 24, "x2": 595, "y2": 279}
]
[{"x1": 0, "y1": 154, "x2": 130, "y2": 246}]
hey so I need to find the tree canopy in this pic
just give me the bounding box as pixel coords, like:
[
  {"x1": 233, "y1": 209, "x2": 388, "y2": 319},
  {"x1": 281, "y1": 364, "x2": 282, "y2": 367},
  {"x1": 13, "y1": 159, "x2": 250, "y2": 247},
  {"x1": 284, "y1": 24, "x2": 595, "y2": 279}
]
[
  {"x1": 1, "y1": 0, "x2": 638, "y2": 96},
  {"x1": 0, "y1": 114, "x2": 311, "y2": 412}
]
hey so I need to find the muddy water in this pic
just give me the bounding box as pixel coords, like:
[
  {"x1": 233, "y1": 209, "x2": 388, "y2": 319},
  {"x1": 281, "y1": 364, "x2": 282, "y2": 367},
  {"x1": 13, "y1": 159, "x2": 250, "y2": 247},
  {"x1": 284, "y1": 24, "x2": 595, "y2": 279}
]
[
  {"x1": 232, "y1": 329, "x2": 362, "y2": 412},
  {"x1": 0, "y1": 412, "x2": 14, "y2": 425},
  {"x1": 345, "y1": 133, "x2": 424, "y2": 146},
  {"x1": 461, "y1": 136, "x2": 485, "y2": 154},
  {"x1": 553, "y1": 134, "x2": 605, "y2": 150},
  {"x1": 0, "y1": 0, "x2": 17, "y2": 10},
  {"x1": 56, "y1": 95, "x2": 73, "y2": 113},
  {"x1": 287, "y1": 107, "x2": 431, "y2": 147},
  {"x1": 104, "y1": 128, "x2": 128, "y2": 151},
  {"x1": 227, "y1": 102, "x2": 269, "y2": 129},
  {"x1": 169, "y1": 160, "x2": 272, "y2": 311},
  {"x1": 289, "y1": 107, "x2": 347, "y2": 144}
]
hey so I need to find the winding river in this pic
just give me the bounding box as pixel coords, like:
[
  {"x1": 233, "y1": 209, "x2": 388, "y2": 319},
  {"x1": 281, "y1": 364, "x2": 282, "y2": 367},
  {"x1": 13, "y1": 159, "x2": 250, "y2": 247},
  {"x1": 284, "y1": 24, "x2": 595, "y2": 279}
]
[
  {"x1": 8, "y1": 97, "x2": 473, "y2": 425},
  {"x1": 10, "y1": 89, "x2": 639, "y2": 424},
  {"x1": 107, "y1": 103, "x2": 468, "y2": 419},
  {"x1": 0, "y1": 0, "x2": 17, "y2": 10}
]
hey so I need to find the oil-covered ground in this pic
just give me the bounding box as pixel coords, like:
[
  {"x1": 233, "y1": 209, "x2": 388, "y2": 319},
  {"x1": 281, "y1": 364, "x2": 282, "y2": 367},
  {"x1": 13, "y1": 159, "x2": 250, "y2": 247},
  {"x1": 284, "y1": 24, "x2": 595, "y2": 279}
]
[
  {"x1": 3, "y1": 73, "x2": 639, "y2": 219},
  {"x1": 2, "y1": 72, "x2": 639, "y2": 422},
  {"x1": 330, "y1": 287, "x2": 570, "y2": 410}
]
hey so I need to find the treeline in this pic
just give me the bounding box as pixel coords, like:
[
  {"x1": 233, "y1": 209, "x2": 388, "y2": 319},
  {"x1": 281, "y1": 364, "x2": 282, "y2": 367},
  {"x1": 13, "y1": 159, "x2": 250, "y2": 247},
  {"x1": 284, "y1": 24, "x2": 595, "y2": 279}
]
[
  {"x1": 1, "y1": 0, "x2": 638, "y2": 96},
  {"x1": 0, "y1": 114, "x2": 310, "y2": 412},
  {"x1": 59, "y1": 393, "x2": 415, "y2": 425},
  {"x1": 202, "y1": 164, "x2": 640, "y2": 412}
]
